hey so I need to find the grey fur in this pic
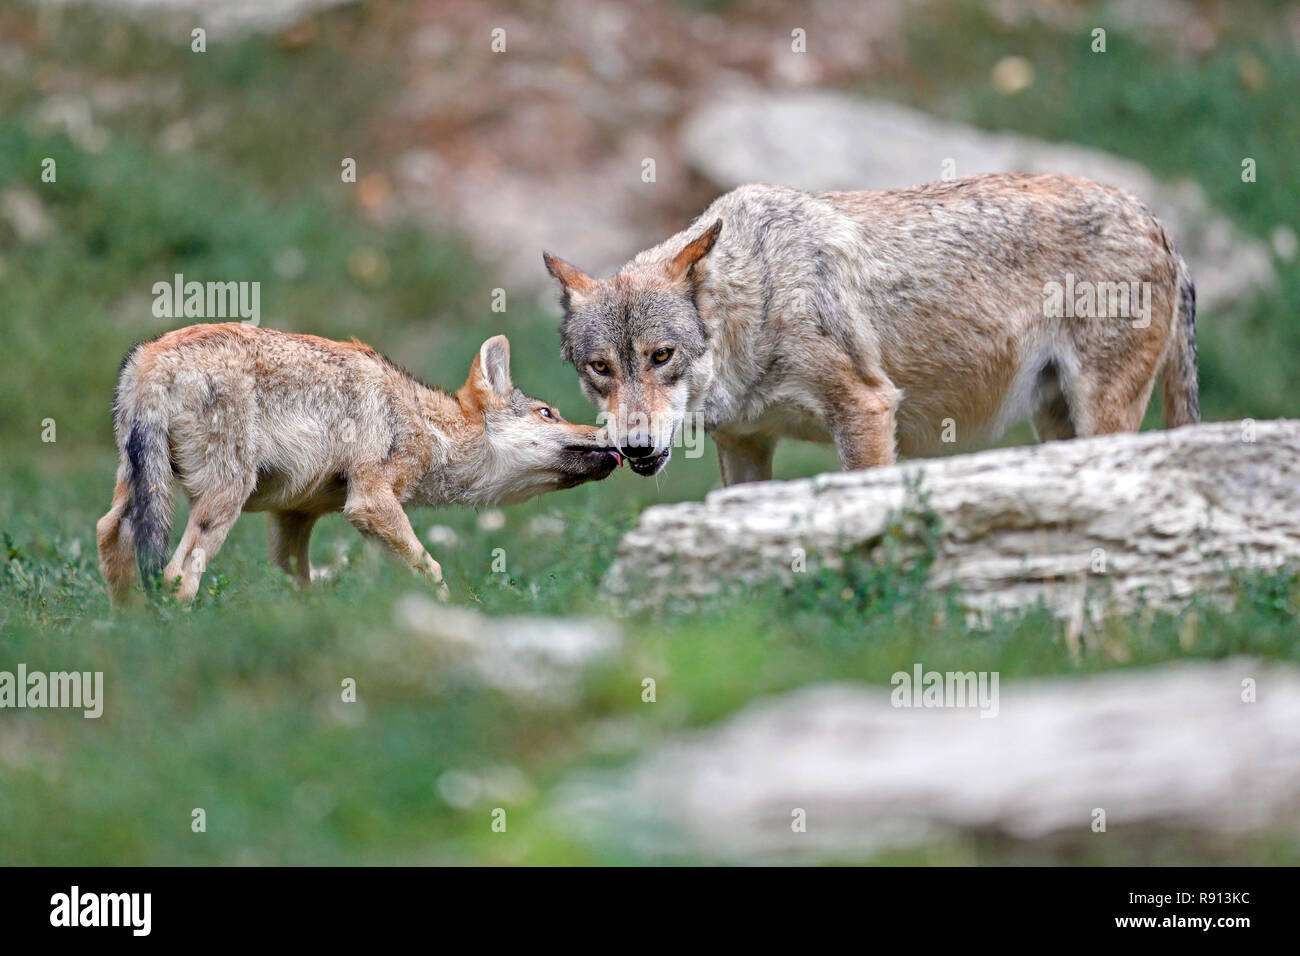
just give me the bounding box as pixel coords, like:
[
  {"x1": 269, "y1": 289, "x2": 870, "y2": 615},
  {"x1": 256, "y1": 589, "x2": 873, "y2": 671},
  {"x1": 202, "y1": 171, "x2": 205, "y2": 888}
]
[
  {"x1": 124, "y1": 421, "x2": 171, "y2": 587},
  {"x1": 1167, "y1": 259, "x2": 1200, "y2": 427},
  {"x1": 550, "y1": 174, "x2": 1197, "y2": 483}
]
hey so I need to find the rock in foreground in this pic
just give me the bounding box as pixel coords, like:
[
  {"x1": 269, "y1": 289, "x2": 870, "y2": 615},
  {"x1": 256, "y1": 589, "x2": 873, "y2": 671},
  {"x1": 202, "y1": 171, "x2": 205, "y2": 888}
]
[
  {"x1": 552, "y1": 659, "x2": 1300, "y2": 862},
  {"x1": 605, "y1": 421, "x2": 1300, "y2": 618}
]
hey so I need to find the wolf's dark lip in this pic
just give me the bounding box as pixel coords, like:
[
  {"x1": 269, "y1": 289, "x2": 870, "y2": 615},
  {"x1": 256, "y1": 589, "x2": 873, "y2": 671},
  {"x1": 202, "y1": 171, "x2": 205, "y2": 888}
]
[
  {"x1": 564, "y1": 447, "x2": 623, "y2": 484},
  {"x1": 566, "y1": 446, "x2": 623, "y2": 465}
]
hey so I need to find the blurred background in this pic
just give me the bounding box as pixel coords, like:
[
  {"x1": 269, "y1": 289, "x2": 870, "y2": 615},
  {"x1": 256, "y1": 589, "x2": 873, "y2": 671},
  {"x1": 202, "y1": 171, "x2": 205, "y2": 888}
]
[{"x1": 1, "y1": 0, "x2": 1297, "y2": 865}]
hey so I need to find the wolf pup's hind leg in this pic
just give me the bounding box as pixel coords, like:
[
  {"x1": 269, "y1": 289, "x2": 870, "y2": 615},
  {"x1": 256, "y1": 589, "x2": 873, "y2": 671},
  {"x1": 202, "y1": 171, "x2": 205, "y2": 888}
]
[
  {"x1": 268, "y1": 511, "x2": 319, "y2": 587},
  {"x1": 162, "y1": 481, "x2": 254, "y2": 603},
  {"x1": 97, "y1": 469, "x2": 138, "y2": 607}
]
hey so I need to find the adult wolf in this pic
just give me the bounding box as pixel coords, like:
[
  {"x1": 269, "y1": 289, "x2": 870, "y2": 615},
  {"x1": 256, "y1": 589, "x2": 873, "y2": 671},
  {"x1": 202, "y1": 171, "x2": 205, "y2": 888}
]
[
  {"x1": 97, "y1": 324, "x2": 621, "y2": 606},
  {"x1": 545, "y1": 173, "x2": 1198, "y2": 484}
]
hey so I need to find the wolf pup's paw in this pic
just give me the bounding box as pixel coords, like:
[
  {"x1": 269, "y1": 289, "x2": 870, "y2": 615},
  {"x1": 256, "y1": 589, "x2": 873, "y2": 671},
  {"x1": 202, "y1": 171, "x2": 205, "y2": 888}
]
[{"x1": 418, "y1": 554, "x2": 450, "y2": 601}]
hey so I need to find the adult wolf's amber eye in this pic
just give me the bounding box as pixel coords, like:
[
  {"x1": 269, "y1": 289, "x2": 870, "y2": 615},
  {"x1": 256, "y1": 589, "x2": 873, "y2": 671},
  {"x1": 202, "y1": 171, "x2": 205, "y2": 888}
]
[
  {"x1": 590, "y1": 360, "x2": 610, "y2": 376},
  {"x1": 651, "y1": 348, "x2": 673, "y2": 365}
]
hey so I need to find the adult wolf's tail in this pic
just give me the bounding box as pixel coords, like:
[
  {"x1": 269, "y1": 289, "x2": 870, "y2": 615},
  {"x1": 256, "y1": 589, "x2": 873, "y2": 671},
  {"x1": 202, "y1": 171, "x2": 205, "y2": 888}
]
[{"x1": 1161, "y1": 256, "x2": 1199, "y2": 428}]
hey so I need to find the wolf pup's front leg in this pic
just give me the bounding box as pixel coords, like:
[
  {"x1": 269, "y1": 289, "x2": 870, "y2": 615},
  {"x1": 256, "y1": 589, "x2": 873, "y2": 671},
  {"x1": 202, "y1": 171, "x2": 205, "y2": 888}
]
[{"x1": 344, "y1": 474, "x2": 450, "y2": 601}]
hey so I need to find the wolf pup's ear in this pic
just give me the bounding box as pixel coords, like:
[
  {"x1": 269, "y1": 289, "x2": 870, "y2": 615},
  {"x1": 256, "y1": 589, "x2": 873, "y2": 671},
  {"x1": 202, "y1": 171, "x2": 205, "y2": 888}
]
[
  {"x1": 666, "y1": 219, "x2": 722, "y2": 283},
  {"x1": 472, "y1": 335, "x2": 513, "y2": 399},
  {"x1": 542, "y1": 252, "x2": 597, "y2": 299}
]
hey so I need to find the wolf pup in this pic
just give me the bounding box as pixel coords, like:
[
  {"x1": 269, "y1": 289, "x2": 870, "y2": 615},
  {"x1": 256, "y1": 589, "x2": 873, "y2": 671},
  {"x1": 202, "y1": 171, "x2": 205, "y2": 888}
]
[
  {"x1": 545, "y1": 173, "x2": 1197, "y2": 484},
  {"x1": 97, "y1": 324, "x2": 620, "y2": 606}
]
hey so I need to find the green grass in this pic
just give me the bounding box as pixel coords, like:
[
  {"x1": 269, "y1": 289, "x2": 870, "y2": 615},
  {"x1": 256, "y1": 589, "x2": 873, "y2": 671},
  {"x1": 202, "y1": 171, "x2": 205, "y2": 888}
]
[
  {"x1": 1, "y1": 2, "x2": 1298, "y2": 864},
  {"x1": 3, "y1": 462, "x2": 1298, "y2": 865}
]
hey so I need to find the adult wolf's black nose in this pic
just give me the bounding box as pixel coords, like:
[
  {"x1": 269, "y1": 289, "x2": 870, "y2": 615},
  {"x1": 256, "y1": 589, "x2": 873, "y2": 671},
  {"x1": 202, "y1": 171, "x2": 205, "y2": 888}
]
[{"x1": 620, "y1": 433, "x2": 656, "y2": 459}]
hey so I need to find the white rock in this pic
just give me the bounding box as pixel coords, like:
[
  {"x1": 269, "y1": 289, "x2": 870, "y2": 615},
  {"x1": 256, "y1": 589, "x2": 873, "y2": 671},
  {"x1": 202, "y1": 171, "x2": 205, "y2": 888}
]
[
  {"x1": 553, "y1": 659, "x2": 1300, "y2": 861},
  {"x1": 605, "y1": 420, "x2": 1300, "y2": 619},
  {"x1": 71, "y1": 0, "x2": 356, "y2": 35},
  {"x1": 392, "y1": 595, "x2": 620, "y2": 703}
]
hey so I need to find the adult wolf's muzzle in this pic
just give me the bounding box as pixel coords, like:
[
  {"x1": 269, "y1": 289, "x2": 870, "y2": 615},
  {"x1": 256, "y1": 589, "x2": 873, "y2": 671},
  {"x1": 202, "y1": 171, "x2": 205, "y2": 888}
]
[{"x1": 626, "y1": 447, "x2": 671, "y2": 476}]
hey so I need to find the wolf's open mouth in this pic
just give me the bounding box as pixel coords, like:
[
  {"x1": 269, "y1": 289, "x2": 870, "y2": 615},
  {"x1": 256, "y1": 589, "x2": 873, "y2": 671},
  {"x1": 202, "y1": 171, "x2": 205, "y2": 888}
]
[{"x1": 629, "y1": 448, "x2": 670, "y2": 476}]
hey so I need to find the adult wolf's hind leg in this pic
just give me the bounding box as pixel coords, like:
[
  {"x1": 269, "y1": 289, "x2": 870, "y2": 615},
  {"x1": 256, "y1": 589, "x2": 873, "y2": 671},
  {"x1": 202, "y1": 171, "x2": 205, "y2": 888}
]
[
  {"x1": 97, "y1": 471, "x2": 137, "y2": 607},
  {"x1": 1070, "y1": 374, "x2": 1156, "y2": 438},
  {"x1": 268, "y1": 511, "x2": 318, "y2": 587},
  {"x1": 1031, "y1": 392, "x2": 1076, "y2": 442},
  {"x1": 1069, "y1": 288, "x2": 1170, "y2": 437}
]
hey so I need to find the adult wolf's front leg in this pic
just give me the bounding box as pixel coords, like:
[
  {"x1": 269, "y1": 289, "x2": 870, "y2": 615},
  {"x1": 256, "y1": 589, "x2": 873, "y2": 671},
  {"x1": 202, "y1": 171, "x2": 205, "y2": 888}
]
[
  {"x1": 821, "y1": 374, "x2": 901, "y2": 471},
  {"x1": 714, "y1": 431, "x2": 777, "y2": 486}
]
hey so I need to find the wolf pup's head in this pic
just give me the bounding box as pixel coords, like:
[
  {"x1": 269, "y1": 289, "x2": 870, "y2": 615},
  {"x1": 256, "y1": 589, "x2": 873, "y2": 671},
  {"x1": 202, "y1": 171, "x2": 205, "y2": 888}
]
[
  {"x1": 544, "y1": 220, "x2": 721, "y2": 477},
  {"x1": 458, "y1": 336, "x2": 622, "y2": 504}
]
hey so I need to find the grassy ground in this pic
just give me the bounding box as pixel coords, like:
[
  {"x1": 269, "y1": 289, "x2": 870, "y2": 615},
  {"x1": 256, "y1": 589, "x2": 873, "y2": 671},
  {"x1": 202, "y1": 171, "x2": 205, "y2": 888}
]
[{"x1": 1, "y1": 2, "x2": 1297, "y2": 864}]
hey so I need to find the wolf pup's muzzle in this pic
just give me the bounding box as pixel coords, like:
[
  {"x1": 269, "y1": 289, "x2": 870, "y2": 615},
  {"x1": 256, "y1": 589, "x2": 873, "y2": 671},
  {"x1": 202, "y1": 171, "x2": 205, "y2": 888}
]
[{"x1": 559, "y1": 445, "x2": 624, "y2": 487}]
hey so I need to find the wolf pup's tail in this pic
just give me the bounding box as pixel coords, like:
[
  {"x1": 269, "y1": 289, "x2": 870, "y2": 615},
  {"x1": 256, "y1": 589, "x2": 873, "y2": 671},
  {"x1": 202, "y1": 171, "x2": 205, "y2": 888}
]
[
  {"x1": 120, "y1": 377, "x2": 174, "y2": 590},
  {"x1": 126, "y1": 420, "x2": 173, "y2": 588},
  {"x1": 1161, "y1": 256, "x2": 1199, "y2": 428}
]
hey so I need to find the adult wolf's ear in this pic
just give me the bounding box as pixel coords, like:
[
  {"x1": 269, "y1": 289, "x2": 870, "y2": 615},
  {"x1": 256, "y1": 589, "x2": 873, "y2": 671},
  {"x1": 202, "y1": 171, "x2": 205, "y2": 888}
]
[
  {"x1": 543, "y1": 251, "x2": 597, "y2": 301},
  {"x1": 667, "y1": 219, "x2": 723, "y2": 283},
  {"x1": 466, "y1": 335, "x2": 513, "y2": 405}
]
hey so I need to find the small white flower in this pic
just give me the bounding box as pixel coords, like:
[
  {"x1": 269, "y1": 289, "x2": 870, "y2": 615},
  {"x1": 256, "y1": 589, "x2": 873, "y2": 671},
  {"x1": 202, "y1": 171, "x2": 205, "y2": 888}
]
[
  {"x1": 477, "y1": 509, "x2": 506, "y2": 532},
  {"x1": 1270, "y1": 225, "x2": 1297, "y2": 262},
  {"x1": 436, "y1": 770, "x2": 482, "y2": 809},
  {"x1": 991, "y1": 56, "x2": 1035, "y2": 95},
  {"x1": 526, "y1": 514, "x2": 565, "y2": 537},
  {"x1": 273, "y1": 247, "x2": 307, "y2": 280},
  {"x1": 426, "y1": 524, "x2": 460, "y2": 548}
]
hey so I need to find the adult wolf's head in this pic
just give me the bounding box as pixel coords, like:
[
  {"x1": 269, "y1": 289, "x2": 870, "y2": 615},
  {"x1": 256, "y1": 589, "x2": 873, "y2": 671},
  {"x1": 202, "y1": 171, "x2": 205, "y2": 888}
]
[
  {"x1": 544, "y1": 219, "x2": 721, "y2": 476},
  {"x1": 458, "y1": 336, "x2": 622, "y2": 504}
]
